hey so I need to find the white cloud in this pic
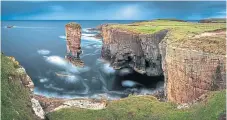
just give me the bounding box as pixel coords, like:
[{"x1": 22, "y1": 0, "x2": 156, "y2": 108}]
[{"x1": 112, "y1": 5, "x2": 142, "y2": 20}]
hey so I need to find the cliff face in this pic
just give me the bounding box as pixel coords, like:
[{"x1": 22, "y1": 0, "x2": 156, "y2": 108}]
[
  {"x1": 101, "y1": 21, "x2": 226, "y2": 104},
  {"x1": 65, "y1": 22, "x2": 82, "y2": 57},
  {"x1": 160, "y1": 32, "x2": 226, "y2": 103},
  {"x1": 2, "y1": 55, "x2": 45, "y2": 120},
  {"x1": 101, "y1": 25, "x2": 168, "y2": 76},
  {"x1": 160, "y1": 44, "x2": 226, "y2": 103}
]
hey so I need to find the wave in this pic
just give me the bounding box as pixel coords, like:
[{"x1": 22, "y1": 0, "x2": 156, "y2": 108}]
[
  {"x1": 39, "y1": 78, "x2": 49, "y2": 83},
  {"x1": 59, "y1": 34, "x2": 102, "y2": 42},
  {"x1": 118, "y1": 68, "x2": 133, "y2": 76},
  {"x1": 37, "y1": 49, "x2": 50, "y2": 55},
  {"x1": 57, "y1": 73, "x2": 81, "y2": 84},
  {"x1": 44, "y1": 84, "x2": 64, "y2": 91},
  {"x1": 82, "y1": 28, "x2": 99, "y2": 33},
  {"x1": 44, "y1": 56, "x2": 90, "y2": 74},
  {"x1": 82, "y1": 33, "x2": 96, "y2": 37},
  {"x1": 121, "y1": 80, "x2": 143, "y2": 88},
  {"x1": 82, "y1": 35, "x2": 102, "y2": 41},
  {"x1": 44, "y1": 56, "x2": 68, "y2": 67},
  {"x1": 101, "y1": 63, "x2": 115, "y2": 74},
  {"x1": 59, "y1": 35, "x2": 66, "y2": 39},
  {"x1": 82, "y1": 28, "x2": 91, "y2": 33}
]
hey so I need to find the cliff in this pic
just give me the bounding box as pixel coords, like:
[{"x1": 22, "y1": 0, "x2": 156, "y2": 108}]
[
  {"x1": 160, "y1": 29, "x2": 226, "y2": 103},
  {"x1": 101, "y1": 25, "x2": 168, "y2": 76},
  {"x1": 101, "y1": 20, "x2": 226, "y2": 103},
  {"x1": 1, "y1": 54, "x2": 45, "y2": 120}
]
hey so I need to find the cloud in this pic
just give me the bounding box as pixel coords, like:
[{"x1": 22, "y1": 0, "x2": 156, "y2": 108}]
[{"x1": 2, "y1": 1, "x2": 226, "y2": 20}]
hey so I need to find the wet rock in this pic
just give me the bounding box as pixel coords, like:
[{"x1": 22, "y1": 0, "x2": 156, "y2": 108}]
[{"x1": 65, "y1": 54, "x2": 84, "y2": 67}]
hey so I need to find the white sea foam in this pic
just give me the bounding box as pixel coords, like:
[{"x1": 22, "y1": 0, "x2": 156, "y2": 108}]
[
  {"x1": 121, "y1": 80, "x2": 142, "y2": 88},
  {"x1": 37, "y1": 49, "x2": 50, "y2": 55},
  {"x1": 62, "y1": 75, "x2": 81, "y2": 84},
  {"x1": 44, "y1": 84, "x2": 64, "y2": 91},
  {"x1": 44, "y1": 56, "x2": 90, "y2": 74},
  {"x1": 44, "y1": 56, "x2": 68, "y2": 67},
  {"x1": 59, "y1": 35, "x2": 66, "y2": 39},
  {"x1": 82, "y1": 33, "x2": 95, "y2": 37},
  {"x1": 82, "y1": 33, "x2": 102, "y2": 41},
  {"x1": 39, "y1": 78, "x2": 49, "y2": 83},
  {"x1": 82, "y1": 28, "x2": 91, "y2": 33},
  {"x1": 101, "y1": 63, "x2": 115, "y2": 74},
  {"x1": 83, "y1": 45, "x2": 93, "y2": 49},
  {"x1": 93, "y1": 45, "x2": 102, "y2": 49},
  {"x1": 118, "y1": 68, "x2": 133, "y2": 76}
]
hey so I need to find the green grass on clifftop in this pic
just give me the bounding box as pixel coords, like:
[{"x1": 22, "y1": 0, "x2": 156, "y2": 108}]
[
  {"x1": 1, "y1": 54, "x2": 37, "y2": 120},
  {"x1": 47, "y1": 90, "x2": 226, "y2": 120},
  {"x1": 107, "y1": 19, "x2": 226, "y2": 55}
]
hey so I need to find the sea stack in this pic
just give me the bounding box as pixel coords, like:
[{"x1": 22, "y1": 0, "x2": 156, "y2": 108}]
[{"x1": 65, "y1": 22, "x2": 84, "y2": 67}]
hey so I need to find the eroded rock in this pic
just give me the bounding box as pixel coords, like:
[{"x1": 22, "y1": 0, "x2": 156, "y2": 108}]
[
  {"x1": 160, "y1": 31, "x2": 226, "y2": 103},
  {"x1": 31, "y1": 98, "x2": 45, "y2": 119},
  {"x1": 101, "y1": 25, "x2": 168, "y2": 76},
  {"x1": 65, "y1": 22, "x2": 82, "y2": 57},
  {"x1": 65, "y1": 22, "x2": 84, "y2": 66}
]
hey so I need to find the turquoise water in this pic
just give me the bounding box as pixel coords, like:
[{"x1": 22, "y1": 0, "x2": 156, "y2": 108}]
[{"x1": 1, "y1": 20, "x2": 163, "y2": 99}]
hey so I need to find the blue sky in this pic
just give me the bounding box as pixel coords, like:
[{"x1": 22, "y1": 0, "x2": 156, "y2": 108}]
[{"x1": 1, "y1": 1, "x2": 226, "y2": 20}]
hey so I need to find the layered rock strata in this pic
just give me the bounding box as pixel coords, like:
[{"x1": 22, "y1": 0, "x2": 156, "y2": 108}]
[
  {"x1": 101, "y1": 25, "x2": 168, "y2": 76},
  {"x1": 160, "y1": 31, "x2": 226, "y2": 103},
  {"x1": 101, "y1": 22, "x2": 226, "y2": 104},
  {"x1": 65, "y1": 22, "x2": 84, "y2": 66},
  {"x1": 65, "y1": 22, "x2": 82, "y2": 57}
]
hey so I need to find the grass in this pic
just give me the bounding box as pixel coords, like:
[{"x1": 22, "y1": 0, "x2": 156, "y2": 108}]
[
  {"x1": 1, "y1": 54, "x2": 37, "y2": 120},
  {"x1": 47, "y1": 90, "x2": 226, "y2": 120},
  {"x1": 65, "y1": 22, "x2": 81, "y2": 29},
  {"x1": 105, "y1": 20, "x2": 226, "y2": 55}
]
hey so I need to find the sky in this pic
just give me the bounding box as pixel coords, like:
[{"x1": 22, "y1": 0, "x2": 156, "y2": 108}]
[{"x1": 1, "y1": 1, "x2": 226, "y2": 20}]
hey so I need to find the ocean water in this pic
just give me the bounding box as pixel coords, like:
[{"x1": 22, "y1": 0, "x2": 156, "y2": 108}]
[{"x1": 1, "y1": 20, "x2": 164, "y2": 100}]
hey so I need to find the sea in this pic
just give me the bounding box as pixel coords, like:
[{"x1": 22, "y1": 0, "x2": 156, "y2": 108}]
[{"x1": 1, "y1": 20, "x2": 166, "y2": 100}]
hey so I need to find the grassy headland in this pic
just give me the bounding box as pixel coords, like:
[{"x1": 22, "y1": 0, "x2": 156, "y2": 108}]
[
  {"x1": 1, "y1": 54, "x2": 37, "y2": 120},
  {"x1": 47, "y1": 90, "x2": 226, "y2": 120},
  {"x1": 106, "y1": 20, "x2": 226, "y2": 54}
]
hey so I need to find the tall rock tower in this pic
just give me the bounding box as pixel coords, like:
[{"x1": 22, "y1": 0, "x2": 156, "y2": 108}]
[
  {"x1": 65, "y1": 22, "x2": 82, "y2": 57},
  {"x1": 65, "y1": 22, "x2": 84, "y2": 67}
]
